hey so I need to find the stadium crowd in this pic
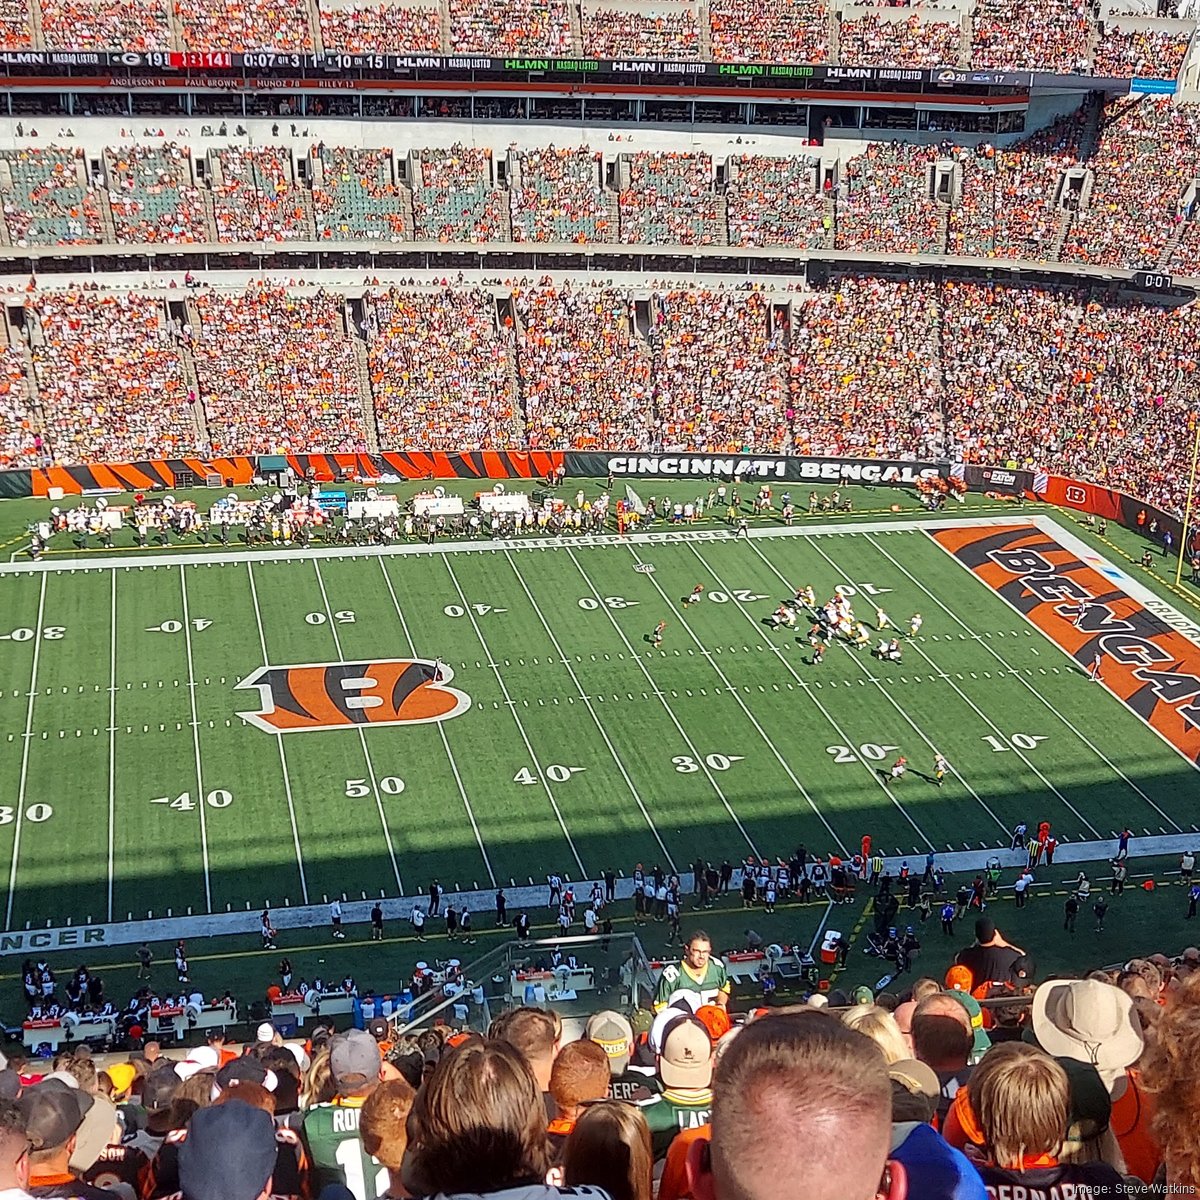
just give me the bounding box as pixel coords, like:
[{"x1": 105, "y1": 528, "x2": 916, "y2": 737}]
[
  {"x1": 7, "y1": 273, "x2": 1200, "y2": 518},
  {"x1": 708, "y1": 0, "x2": 829, "y2": 62},
  {"x1": 0, "y1": 97, "x2": 1198, "y2": 266},
  {"x1": 0, "y1": 0, "x2": 1192, "y2": 73},
  {"x1": 8, "y1": 877, "x2": 1200, "y2": 1200},
  {"x1": 189, "y1": 286, "x2": 368, "y2": 454},
  {"x1": 317, "y1": 0, "x2": 443, "y2": 52},
  {"x1": 835, "y1": 12, "x2": 964, "y2": 70},
  {"x1": 365, "y1": 287, "x2": 521, "y2": 450}
]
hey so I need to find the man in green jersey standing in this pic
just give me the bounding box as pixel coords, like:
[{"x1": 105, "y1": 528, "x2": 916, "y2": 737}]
[
  {"x1": 654, "y1": 931, "x2": 731, "y2": 1013},
  {"x1": 302, "y1": 1029, "x2": 385, "y2": 1200}
]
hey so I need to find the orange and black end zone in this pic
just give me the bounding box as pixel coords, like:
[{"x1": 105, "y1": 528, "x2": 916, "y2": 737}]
[{"x1": 932, "y1": 523, "x2": 1200, "y2": 768}]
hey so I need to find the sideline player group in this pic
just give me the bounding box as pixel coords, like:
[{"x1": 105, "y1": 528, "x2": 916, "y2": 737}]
[{"x1": 648, "y1": 580, "x2": 949, "y2": 791}]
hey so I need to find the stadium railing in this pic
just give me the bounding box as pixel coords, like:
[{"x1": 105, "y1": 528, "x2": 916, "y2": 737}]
[{"x1": 391, "y1": 931, "x2": 661, "y2": 1036}]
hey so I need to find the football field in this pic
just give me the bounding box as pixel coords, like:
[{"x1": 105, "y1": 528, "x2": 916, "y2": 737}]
[{"x1": 0, "y1": 514, "x2": 1198, "y2": 938}]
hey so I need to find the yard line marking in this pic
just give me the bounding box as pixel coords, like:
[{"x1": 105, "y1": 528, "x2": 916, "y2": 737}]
[
  {"x1": 566, "y1": 549, "x2": 761, "y2": 856},
  {"x1": 747, "y1": 538, "x2": 1008, "y2": 837},
  {"x1": 688, "y1": 543, "x2": 935, "y2": 850},
  {"x1": 375, "y1": 559, "x2": 496, "y2": 888},
  {"x1": 178, "y1": 567, "x2": 213, "y2": 913},
  {"x1": 442, "y1": 556, "x2": 586, "y2": 876},
  {"x1": 246, "y1": 562, "x2": 309, "y2": 905},
  {"x1": 914, "y1": 528, "x2": 1181, "y2": 831},
  {"x1": 502, "y1": 550, "x2": 676, "y2": 871},
  {"x1": 6, "y1": 573, "x2": 46, "y2": 931},
  {"x1": 313, "y1": 560, "x2": 404, "y2": 893},
  {"x1": 107, "y1": 570, "x2": 116, "y2": 922},
  {"x1": 868, "y1": 534, "x2": 1108, "y2": 837}
]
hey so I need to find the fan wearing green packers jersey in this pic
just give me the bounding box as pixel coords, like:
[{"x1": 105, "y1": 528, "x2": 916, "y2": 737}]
[
  {"x1": 301, "y1": 1029, "x2": 387, "y2": 1200},
  {"x1": 653, "y1": 931, "x2": 731, "y2": 1013}
]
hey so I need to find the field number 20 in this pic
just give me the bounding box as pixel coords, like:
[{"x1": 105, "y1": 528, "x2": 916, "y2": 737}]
[{"x1": 826, "y1": 743, "x2": 899, "y2": 764}]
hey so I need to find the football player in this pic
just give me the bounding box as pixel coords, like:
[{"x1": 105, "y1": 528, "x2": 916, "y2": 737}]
[
  {"x1": 887, "y1": 756, "x2": 908, "y2": 784},
  {"x1": 934, "y1": 752, "x2": 949, "y2": 787},
  {"x1": 685, "y1": 583, "x2": 704, "y2": 607},
  {"x1": 909, "y1": 612, "x2": 923, "y2": 638}
]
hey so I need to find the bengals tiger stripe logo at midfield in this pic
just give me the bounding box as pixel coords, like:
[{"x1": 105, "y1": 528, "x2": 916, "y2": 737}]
[{"x1": 236, "y1": 659, "x2": 471, "y2": 734}]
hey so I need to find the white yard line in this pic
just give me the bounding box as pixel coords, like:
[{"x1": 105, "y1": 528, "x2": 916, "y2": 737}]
[
  {"x1": 179, "y1": 566, "x2": 214, "y2": 913},
  {"x1": 624, "y1": 544, "x2": 852, "y2": 856},
  {"x1": 375, "y1": 558, "x2": 497, "y2": 889},
  {"x1": 501, "y1": 548, "x2": 677, "y2": 871},
  {"x1": 106, "y1": 570, "x2": 116, "y2": 923},
  {"x1": 246, "y1": 562, "x2": 310, "y2": 905},
  {"x1": 312, "y1": 559, "x2": 405, "y2": 894},
  {"x1": 6, "y1": 573, "x2": 46, "y2": 931},
  {"x1": 442, "y1": 555, "x2": 586, "y2": 877},
  {"x1": 687, "y1": 542, "x2": 936, "y2": 851},
  {"x1": 871, "y1": 532, "x2": 1140, "y2": 836},
  {"x1": 741, "y1": 537, "x2": 1010, "y2": 842},
  {"x1": 566, "y1": 548, "x2": 762, "y2": 858},
  {"x1": 863, "y1": 535, "x2": 1104, "y2": 837}
]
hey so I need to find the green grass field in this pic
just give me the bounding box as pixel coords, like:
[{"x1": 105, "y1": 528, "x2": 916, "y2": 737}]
[{"x1": 1, "y1": 508, "x2": 1198, "y2": 948}]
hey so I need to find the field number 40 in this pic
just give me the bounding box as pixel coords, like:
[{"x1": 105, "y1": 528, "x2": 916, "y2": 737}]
[
  {"x1": 514, "y1": 765, "x2": 584, "y2": 784},
  {"x1": 983, "y1": 733, "x2": 1047, "y2": 752}
]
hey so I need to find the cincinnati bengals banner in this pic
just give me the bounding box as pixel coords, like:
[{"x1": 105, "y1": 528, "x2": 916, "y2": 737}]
[
  {"x1": 931, "y1": 522, "x2": 1200, "y2": 767},
  {"x1": 564, "y1": 451, "x2": 945, "y2": 484}
]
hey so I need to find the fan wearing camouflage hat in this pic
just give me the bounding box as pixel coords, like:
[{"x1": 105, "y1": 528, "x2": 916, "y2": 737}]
[{"x1": 583, "y1": 1012, "x2": 658, "y2": 1104}]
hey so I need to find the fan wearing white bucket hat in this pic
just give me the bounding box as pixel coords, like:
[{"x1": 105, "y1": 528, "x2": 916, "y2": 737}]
[{"x1": 1030, "y1": 978, "x2": 1158, "y2": 1184}]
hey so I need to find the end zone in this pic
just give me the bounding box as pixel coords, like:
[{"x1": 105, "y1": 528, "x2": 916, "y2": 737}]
[{"x1": 930, "y1": 519, "x2": 1200, "y2": 771}]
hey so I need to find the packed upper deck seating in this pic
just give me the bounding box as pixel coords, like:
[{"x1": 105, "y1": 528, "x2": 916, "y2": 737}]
[
  {"x1": 174, "y1": 0, "x2": 315, "y2": 49},
  {"x1": 448, "y1": 0, "x2": 573, "y2": 52},
  {"x1": 708, "y1": 0, "x2": 830, "y2": 62},
  {"x1": 836, "y1": 11, "x2": 963, "y2": 69},
  {"x1": 580, "y1": 5, "x2": 701, "y2": 57},
  {"x1": 317, "y1": 0, "x2": 443, "y2": 51}
]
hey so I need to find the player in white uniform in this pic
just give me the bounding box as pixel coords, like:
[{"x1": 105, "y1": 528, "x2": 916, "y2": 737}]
[
  {"x1": 686, "y1": 583, "x2": 704, "y2": 606},
  {"x1": 876, "y1": 607, "x2": 893, "y2": 630},
  {"x1": 797, "y1": 585, "x2": 816, "y2": 609},
  {"x1": 934, "y1": 753, "x2": 949, "y2": 786},
  {"x1": 887, "y1": 756, "x2": 908, "y2": 783},
  {"x1": 909, "y1": 613, "x2": 923, "y2": 638}
]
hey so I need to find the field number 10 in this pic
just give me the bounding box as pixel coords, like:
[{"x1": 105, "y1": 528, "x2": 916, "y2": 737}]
[{"x1": 982, "y1": 733, "x2": 1048, "y2": 752}]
